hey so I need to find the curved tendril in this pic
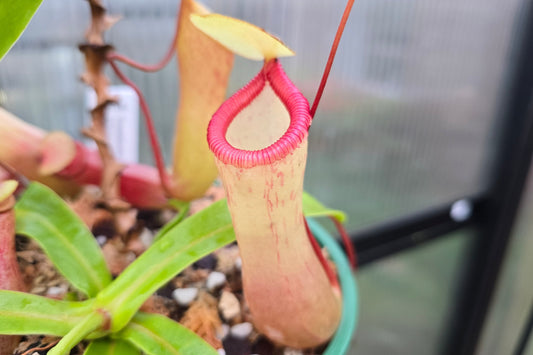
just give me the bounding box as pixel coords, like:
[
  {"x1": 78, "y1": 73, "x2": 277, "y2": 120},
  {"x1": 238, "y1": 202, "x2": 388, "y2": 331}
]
[
  {"x1": 330, "y1": 216, "x2": 357, "y2": 269},
  {"x1": 304, "y1": 218, "x2": 340, "y2": 290},
  {"x1": 106, "y1": 9, "x2": 179, "y2": 72},
  {"x1": 107, "y1": 58, "x2": 172, "y2": 195},
  {"x1": 310, "y1": 0, "x2": 356, "y2": 118}
]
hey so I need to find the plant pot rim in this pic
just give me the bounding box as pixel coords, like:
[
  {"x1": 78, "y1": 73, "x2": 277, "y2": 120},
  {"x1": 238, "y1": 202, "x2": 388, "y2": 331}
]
[{"x1": 307, "y1": 218, "x2": 358, "y2": 355}]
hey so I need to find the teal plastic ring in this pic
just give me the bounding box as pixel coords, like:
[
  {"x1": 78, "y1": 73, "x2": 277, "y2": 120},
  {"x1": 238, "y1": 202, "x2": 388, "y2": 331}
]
[{"x1": 306, "y1": 218, "x2": 358, "y2": 355}]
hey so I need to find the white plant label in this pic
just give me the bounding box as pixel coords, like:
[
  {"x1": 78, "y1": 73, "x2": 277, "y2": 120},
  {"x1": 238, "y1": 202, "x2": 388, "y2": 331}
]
[{"x1": 85, "y1": 85, "x2": 139, "y2": 164}]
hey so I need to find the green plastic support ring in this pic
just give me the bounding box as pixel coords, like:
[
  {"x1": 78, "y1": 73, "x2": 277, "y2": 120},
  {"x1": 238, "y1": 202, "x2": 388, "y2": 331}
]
[{"x1": 307, "y1": 218, "x2": 358, "y2": 355}]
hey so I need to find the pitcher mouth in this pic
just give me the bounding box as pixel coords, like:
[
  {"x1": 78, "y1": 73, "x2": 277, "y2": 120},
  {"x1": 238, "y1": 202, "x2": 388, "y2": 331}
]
[{"x1": 207, "y1": 59, "x2": 312, "y2": 169}]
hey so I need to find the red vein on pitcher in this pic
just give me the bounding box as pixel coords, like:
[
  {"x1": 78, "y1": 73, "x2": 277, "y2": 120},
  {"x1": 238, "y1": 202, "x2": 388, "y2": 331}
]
[{"x1": 207, "y1": 59, "x2": 341, "y2": 348}]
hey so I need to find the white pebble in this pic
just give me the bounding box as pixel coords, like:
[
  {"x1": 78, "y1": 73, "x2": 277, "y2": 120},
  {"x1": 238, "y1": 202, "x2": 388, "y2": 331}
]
[
  {"x1": 172, "y1": 287, "x2": 198, "y2": 306},
  {"x1": 96, "y1": 235, "x2": 107, "y2": 246},
  {"x1": 206, "y1": 271, "x2": 226, "y2": 291},
  {"x1": 217, "y1": 349, "x2": 226, "y2": 355},
  {"x1": 139, "y1": 228, "x2": 154, "y2": 248},
  {"x1": 219, "y1": 291, "x2": 241, "y2": 321},
  {"x1": 216, "y1": 324, "x2": 230, "y2": 340},
  {"x1": 235, "y1": 257, "x2": 242, "y2": 270},
  {"x1": 230, "y1": 322, "x2": 253, "y2": 339},
  {"x1": 46, "y1": 286, "x2": 67, "y2": 297}
]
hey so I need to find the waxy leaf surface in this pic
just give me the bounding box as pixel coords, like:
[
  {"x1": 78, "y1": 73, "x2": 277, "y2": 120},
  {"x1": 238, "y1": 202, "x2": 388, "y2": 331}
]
[
  {"x1": 0, "y1": 290, "x2": 92, "y2": 336},
  {"x1": 303, "y1": 191, "x2": 347, "y2": 223},
  {"x1": 15, "y1": 183, "x2": 112, "y2": 297},
  {"x1": 117, "y1": 312, "x2": 218, "y2": 355},
  {"x1": 84, "y1": 339, "x2": 141, "y2": 355},
  {"x1": 0, "y1": 0, "x2": 43, "y2": 60},
  {"x1": 95, "y1": 199, "x2": 235, "y2": 331}
]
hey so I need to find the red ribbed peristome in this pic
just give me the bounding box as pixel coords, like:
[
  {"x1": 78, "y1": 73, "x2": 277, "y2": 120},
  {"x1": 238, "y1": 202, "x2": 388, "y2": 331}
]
[{"x1": 208, "y1": 59, "x2": 311, "y2": 169}]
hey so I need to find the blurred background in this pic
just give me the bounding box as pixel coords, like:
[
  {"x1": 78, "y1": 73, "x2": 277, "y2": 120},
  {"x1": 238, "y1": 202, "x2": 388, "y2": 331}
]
[{"x1": 1, "y1": 0, "x2": 532, "y2": 353}]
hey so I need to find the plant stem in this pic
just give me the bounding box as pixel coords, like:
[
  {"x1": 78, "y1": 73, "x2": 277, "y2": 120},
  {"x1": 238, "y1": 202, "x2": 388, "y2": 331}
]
[
  {"x1": 304, "y1": 218, "x2": 340, "y2": 291},
  {"x1": 330, "y1": 216, "x2": 357, "y2": 269},
  {"x1": 0, "y1": 182, "x2": 24, "y2": 355},
  {"x1": 47, "y1": 311, "x2": 105, "y2": 355},
  {"x1": 106, "y1": 9, "x2": 179, "y2": 72},
  {"x1": 310, "y1": 0, "x2": 355, "y2": 118},
  {"x1": 107, "y1": 58, "x2": 172, "y2": 195}
]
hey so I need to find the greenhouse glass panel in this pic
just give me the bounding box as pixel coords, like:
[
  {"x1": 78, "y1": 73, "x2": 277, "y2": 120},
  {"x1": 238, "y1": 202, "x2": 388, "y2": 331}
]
[
  {"x1": 352, "y1": 230, "x2": 473, "y2": 354},
  {"x1": 0, "y1": 0, "x2": 526, "y2": 231}
]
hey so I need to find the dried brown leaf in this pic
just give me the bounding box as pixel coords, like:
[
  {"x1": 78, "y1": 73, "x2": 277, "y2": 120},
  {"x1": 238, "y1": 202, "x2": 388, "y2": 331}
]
[{"x1": 180, "y1": 291, "x2": 222, "y2": 349}]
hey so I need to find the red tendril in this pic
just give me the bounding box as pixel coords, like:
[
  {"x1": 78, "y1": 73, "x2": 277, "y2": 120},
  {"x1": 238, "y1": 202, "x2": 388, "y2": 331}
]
[
  {"x1": 331, "y1": 217, "x2": 357, "y2": 269},
  {"x1": 106, "y1": 9, "x2": 179, "y2": 73},
  {"x1": 103, "y1": 8, "x2": 180, "y2": 195},
  {"x1": 310, "y1": 0, "x2": 355, "y2": 118},
  {"x1": 304, "y1": 218, "x2": 340, "y2": 291},
  {"x1": 107, "y1": 58, "x2": 172, "y2": 195}
]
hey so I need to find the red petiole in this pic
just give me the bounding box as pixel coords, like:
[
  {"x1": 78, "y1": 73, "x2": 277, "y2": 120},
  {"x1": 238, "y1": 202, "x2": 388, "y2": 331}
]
[
  {"x1": 107, "y1": 58, "x2": 172, "y2": 195},
  {"x1": 310, "y1": 0, "x2": 356, "y2": 118},
  {"x1": 309, "y1": 0, "x2": 358, "y2": 272},
  {"x1": 106, "y1": 10, "x2": 179, "y2": 72},
  {"x1": 304, "y1": 218, "x2": 341, "y2": 290},
  {"x1": 104, "y1": 9, "x2": 180, "y2": 196}
]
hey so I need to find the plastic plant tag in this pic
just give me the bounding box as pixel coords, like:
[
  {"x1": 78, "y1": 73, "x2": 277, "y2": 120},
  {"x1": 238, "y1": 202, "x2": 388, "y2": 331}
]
[{"x1": 85, "y1": 85, "x2": 140, "y2": 164}]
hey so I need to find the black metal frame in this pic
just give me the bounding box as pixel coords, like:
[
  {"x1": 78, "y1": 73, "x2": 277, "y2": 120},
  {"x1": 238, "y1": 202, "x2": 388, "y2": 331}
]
[
  {"x1": 514, "y1": 301, "x2": 533, "y2": 355},
  {"x1": 342, "y1": 1, "x2": 533, "y2": 353}
]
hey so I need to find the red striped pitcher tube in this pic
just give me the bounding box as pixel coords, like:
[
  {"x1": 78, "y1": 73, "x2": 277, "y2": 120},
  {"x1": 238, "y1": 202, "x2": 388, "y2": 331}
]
[{"x1": 208, "y1": 59, "x2": 341, "y2": 348}]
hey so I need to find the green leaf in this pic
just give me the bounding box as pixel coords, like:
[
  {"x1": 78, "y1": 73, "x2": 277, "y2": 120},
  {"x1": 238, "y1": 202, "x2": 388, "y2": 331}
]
[
  {"x1": 48, "y1": 312, "x2": 106, "y2": 355},
  {"x1": 85, "y1": 339, "x2": 141, "y2": 355},
  {"x1": 0, "y1": 290, "x2": 93, "y2": 336},
  {"x1": 96, "y1": 199, "x2": 235, "y2": 332},
  {"x1": 117, "y1": 312, "x2": 218, "y2": 355},
  {"x1": 0, "y1": 0, "x2": 43, "y2": 61},
  {"x1": 15, "y1": 183, "x2": 112, "y2": 297},
  {"x1": 155, "y1": 199, "x2": 190, "y2": 241},
  {"x1": 303, "y1": 191, "x2": 347, "y2": 223}
]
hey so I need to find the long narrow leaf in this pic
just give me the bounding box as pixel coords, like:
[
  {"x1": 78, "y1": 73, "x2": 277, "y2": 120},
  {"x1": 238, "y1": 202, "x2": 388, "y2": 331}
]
[
  {"x1": 96, "y1": 199, "x2": 235, "y2": 331},
  {"x1": 15, "y1": 183, "x2": 112, "y2": 297},
  {"x1": 118, "y1": 312, "x2": 218, "y2": 355},
  {"x1": 303, "y1": 191, "x2": 346, "y2": 222},
  {"x1": 85, "y1": 338, "x2": 141, "y2": 355},
  {"x1": 0, "y1": 0, "x2": 43, "y2": 60},
  {"x1": 0, "y1": 290, "x2": 93, "y2": 336},
  {"x1": 154, "y1": 199, "x2": 190, "y2": 241}
]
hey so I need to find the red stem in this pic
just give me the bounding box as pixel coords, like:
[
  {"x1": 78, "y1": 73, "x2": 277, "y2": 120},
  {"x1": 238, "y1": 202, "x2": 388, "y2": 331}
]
[
  {"x1": 330, "y1": 217, "x2": 357, "y2": 269},
  {"x1": 107, "y1": 58, "x2": 172, "y2": 195},
  {"x1": 310, "y1": 0, "x2": 355, "y2": 118},
  {"x1": 304, "y1": 218, "x2": 340, "y2": 291},
  {"x1": 107, "y1": 7, "x2": 179, "y2": 72},
  {"x1": 0, "y1": 208, "x2": 25, "y2": 292},
  {"x1": 106, "y1": 12, "x2": 178, "y2": 72}
]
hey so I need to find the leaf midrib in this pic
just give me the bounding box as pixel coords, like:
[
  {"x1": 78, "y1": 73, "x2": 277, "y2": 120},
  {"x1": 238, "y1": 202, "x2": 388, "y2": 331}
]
[
  {"x1": 128, "y1": 322, "x2": 181, "y2": 355},
  {"x1": 109, "y1": 223, "x2": 233, "y2": 308},
  {"x1": 16, "y1": 209, "x2": 107, "y2": 295}
]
